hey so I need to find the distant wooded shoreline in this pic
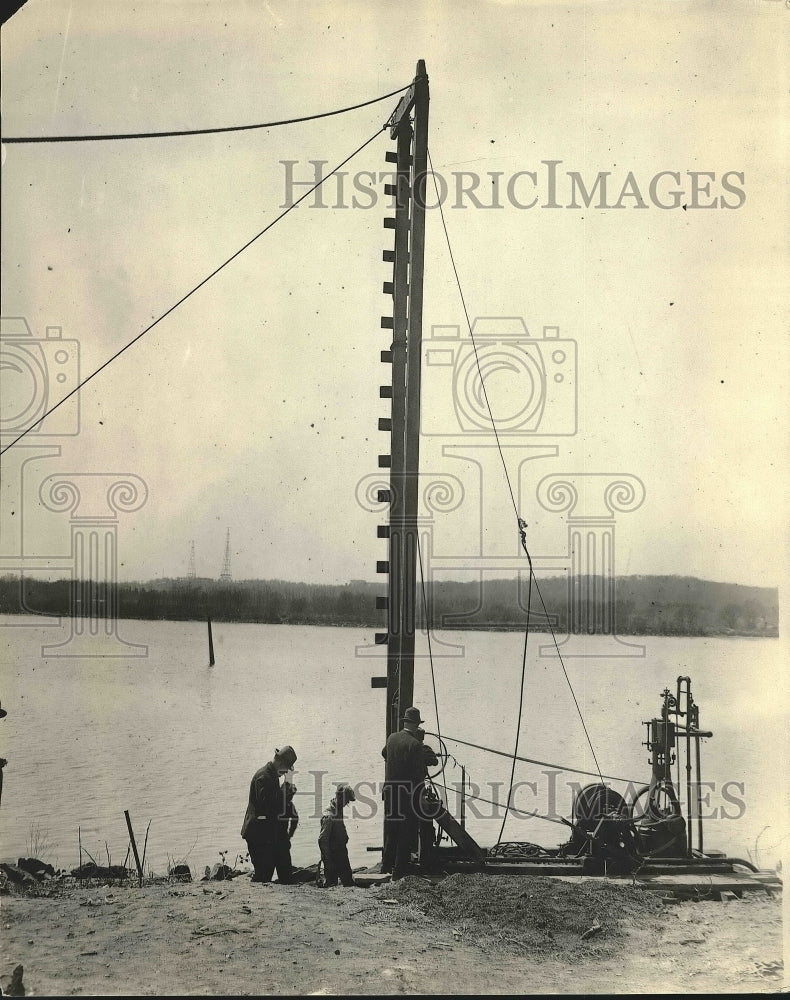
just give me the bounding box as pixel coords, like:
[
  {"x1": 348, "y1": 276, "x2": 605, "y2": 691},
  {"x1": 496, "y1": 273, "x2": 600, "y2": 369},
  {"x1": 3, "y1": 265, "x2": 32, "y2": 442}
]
[{"x1": 0, "y1": 574, "x2": 778, "y2": 638}]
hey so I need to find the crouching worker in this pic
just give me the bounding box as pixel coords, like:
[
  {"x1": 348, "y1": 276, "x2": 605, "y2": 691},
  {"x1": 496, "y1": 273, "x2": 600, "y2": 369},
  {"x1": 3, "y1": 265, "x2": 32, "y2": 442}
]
[
  {"x1": 240, "y1": 745, "x2": 298, "y2": 884},
  {"x1": 319, "y1": 782, "x2": 356, "y2": 887}
]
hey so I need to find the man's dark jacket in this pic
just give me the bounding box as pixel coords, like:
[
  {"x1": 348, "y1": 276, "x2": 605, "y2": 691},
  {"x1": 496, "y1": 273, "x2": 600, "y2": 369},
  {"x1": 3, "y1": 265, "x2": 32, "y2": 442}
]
[
  {"x1": 381, "y1": 729, "x2": 427, "y2": 787},
  {"x1": 240, "y1": 761, "x2": 286, "y2": 839}
]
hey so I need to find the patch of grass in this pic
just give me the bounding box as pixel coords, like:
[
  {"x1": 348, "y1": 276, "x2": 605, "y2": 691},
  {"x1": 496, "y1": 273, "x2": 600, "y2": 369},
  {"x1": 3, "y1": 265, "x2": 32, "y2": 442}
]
[{"x1": 25, "y1": 822, "x2": 54, "y2": 863}]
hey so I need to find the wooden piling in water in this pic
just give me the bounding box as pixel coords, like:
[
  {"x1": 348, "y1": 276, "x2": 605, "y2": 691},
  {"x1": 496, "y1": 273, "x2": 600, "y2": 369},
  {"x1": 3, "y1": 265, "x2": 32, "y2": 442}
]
[
  {"x1": 207, "y1": 616, "x2": 215, "y2": 666},
  {"x1": 124, "y1": 809, "x2": 144, "y2": 886}
]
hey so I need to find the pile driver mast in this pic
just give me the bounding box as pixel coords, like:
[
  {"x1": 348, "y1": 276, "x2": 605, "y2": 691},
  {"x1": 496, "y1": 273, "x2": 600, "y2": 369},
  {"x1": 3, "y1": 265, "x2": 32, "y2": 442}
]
[
  {"x1": 374, "y1": 61, "x2": 430, "y2": 738},
  {"x1": 356, "y1": 65, "x2": 775, "y2": 897}
]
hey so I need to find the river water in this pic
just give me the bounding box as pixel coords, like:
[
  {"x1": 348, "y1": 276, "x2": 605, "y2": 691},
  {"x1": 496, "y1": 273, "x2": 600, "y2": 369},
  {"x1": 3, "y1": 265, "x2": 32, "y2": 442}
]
[{"x1": 0, "y1": 616, "x2": 786, "y2": 876}]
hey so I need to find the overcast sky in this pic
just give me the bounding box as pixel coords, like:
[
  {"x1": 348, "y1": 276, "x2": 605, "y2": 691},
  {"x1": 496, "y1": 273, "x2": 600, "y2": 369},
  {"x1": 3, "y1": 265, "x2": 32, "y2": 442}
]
[{"x1": 1, "y1": 0, "x2": 788, "y2": 590}]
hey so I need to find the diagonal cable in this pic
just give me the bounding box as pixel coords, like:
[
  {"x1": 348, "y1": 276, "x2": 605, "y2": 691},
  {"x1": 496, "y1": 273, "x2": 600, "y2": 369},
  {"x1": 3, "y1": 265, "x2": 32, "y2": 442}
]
[
  {"x1": 416, "y1": 536, "x2": 445, "y2": 807},
  {"x1": 425, "y1": 732, "x2": 640, "y2": 785},
  {"x1": 427, "y1": 147, "x2": 604, "y2": 789},
  {"x1": 496, "y1": 559, "x2": 533, "y2": 844},
  {"x1": 1, "y1": 124, "x2": 386, "y2": 455},
  {"x1": 427, "y1": 149, "x2": 520, "y2": 523},
  {"x1": 431, "y1": 779, "x2": 569, "y2": 828},
  {"x1": 530, "y1": 569, "x2": 604, "y2": 782}
]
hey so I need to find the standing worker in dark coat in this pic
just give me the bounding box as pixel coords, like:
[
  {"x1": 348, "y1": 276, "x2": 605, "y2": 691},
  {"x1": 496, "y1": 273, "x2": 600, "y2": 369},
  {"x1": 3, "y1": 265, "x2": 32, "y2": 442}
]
[
  {"x1": 318, "y1": 782, "x2": 356, "y2": 887},
  {"x1": 240, "y1": 745, "x2": 298, "y2": 884},
  {"x1": 381, "y1": 706, "x2": 434, "y2": 879}
]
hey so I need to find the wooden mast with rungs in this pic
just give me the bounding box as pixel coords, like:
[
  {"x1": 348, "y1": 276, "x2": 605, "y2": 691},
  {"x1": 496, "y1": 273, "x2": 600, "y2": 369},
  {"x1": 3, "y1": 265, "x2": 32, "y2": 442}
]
[
  {"x1": 357, "y1": 66, "x2": 783, "y2": 893},
  {"x1": 376, "y1": 61, "x2": 429, "y2": 738}
]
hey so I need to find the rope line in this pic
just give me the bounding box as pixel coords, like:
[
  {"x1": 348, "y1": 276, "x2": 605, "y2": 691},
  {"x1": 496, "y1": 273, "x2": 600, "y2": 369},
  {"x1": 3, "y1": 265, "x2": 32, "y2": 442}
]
[
  {"x1": 428, "y1": 149, "x2": 536, "y2": 838},
  {"x1": 427, "y1": 146, "x2": 605, "y2": 789},
  {"x1": 1, "y1": 124, "x2": 386, "y2": 455},
  {"x1": 426, "y1": 732, "x2": 641, "y2": 786},
  {"x1": 416, "y1": 538, "x2": 446, "y2": 808},
  {"x1": 496, "y1": 560, "x2": 533, "y2": 845},
  {"x1": 427, "y1": 150, "x2": 520, "y2": 522},
  {"x1": 2, "y1": 84, "x2": 411, "y2": 144},
  {"x1": 530, "y1": 574, "x2": 605, "y2": 782},
  {"x1": 431, "y1": 779, "x2": 570, "y2": 828}
]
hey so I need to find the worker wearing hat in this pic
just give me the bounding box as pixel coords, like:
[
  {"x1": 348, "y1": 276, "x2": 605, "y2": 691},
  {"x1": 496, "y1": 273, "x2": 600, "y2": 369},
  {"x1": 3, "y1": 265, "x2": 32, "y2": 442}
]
[
  {"x1": 381, "y1": 707, "x2": 434, "y2": 879},
  {"x1": 240, "y1": 745, "x2": 298, "y2": 884},
  {"x1": 318, "y1": 782, "x2": 356, "y2": 887}
]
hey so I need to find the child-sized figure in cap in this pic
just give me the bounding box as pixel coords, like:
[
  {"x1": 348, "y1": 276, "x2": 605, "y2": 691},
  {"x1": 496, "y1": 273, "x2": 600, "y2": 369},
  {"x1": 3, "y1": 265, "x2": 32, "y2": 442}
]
[{"x1": 318, "y1": 783, "x2": 356, "y2": 887}]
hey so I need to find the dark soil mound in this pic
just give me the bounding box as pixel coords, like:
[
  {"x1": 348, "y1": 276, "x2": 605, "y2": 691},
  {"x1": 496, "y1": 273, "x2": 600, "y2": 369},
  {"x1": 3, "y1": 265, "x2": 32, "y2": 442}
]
[{"x1": 380, "y1": 874, "x2": 664, "y2": 957}]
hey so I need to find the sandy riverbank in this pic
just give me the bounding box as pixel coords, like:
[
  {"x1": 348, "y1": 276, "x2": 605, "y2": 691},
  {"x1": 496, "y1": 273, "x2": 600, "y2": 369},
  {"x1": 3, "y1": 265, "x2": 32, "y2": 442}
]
[{"x1": 1, "y1": 873, "x2": 785, "y2": 995}]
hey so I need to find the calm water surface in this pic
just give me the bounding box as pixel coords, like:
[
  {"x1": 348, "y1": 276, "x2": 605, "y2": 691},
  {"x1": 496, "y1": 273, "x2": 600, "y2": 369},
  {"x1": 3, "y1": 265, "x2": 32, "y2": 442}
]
[{"x1": 0, "y1": 617, "x2": 786, "y2": 875}]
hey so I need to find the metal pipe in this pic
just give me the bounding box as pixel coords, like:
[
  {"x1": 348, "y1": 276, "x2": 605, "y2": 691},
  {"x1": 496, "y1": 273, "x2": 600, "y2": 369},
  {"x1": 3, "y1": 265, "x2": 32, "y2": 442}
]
[
  {"x1": 460, "y1": 765, "x2": 466, "y2": 830},
  {"x1": 695, "y1": 725, "x2": 703, "y2": 854},
  {"x1": 680, "y1": 678, "x2": 693, "y2": 857},
  {"x1": 674, "y1": 693, "x2": 681, "y2": 821}
]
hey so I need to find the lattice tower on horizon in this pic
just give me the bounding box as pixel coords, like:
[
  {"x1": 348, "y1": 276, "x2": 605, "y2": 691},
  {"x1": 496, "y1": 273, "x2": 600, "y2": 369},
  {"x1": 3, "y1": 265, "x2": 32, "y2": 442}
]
[{"x1": 220, "y1": 528, "x2": 232, "y2": 582}]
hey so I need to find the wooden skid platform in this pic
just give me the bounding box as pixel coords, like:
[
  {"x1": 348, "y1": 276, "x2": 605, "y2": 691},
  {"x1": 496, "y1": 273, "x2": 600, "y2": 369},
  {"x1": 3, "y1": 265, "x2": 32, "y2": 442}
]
[
  {"x1": 634, "y1": 871, "x2": 782, "y2": 893},
  {"x1": 353, "y1": 861, "x2": 782, "y2": 894},
  {"x1": 354, "y1": 869, "x2": 392, "y2": 888}
]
